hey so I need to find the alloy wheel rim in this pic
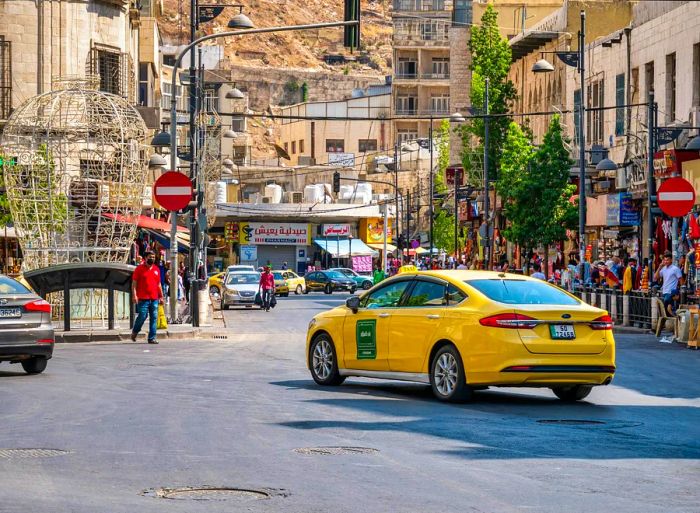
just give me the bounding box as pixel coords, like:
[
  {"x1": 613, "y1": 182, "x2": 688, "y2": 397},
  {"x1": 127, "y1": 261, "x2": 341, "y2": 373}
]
[
  {"x1": 313, "y1": 340, "x2": 333, "y2": 380},
  {"x1": 435, "y1": 353, "x2": 458, "y2": 396}
]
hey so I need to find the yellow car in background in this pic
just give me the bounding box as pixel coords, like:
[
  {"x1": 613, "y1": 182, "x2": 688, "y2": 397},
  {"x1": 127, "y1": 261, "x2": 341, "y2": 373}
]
[
  {"x1": 272, "y1": 271, "x2": 290, "y2": 297},
  {"x1": 278, "y1": 270, "x2": 306, "y2": 295},
  {"x1": 208, "y1": 272, "x2": 225, "y2": 296},
  {"x1": 306, "y1": 270, "x2": 615, "y2": 403}
]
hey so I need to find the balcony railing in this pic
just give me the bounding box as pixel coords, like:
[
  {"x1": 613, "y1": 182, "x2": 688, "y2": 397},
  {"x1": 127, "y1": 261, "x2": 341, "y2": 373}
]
[
  {"x1": 394, "y1": 107, "x2": 451, "y2": 116},
  {"x1": 0, "y1": 38, "x2": 11, "y2": 120},
  {"x1": 394, "y1": 72, "x2": 450, "y2": 80},
  {"x1": 395, "y1": 73, "x2": 418, "y2": 80},
  {"x1": 393, "y1": 0, "x2": 447, "y2": 12}
]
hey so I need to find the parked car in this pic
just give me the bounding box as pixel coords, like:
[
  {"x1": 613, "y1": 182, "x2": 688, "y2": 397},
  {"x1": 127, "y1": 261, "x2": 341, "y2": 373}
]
[
  {"x1": 0, "y1": 274, "x2": 54, "y2": 374},
  {"x1": 304, "y1": 270, "x2": 356, "y2": 294},
  {"x1": 329, "y1": 268, "x2": 373, "y2": 290},
  {"x1": 221, "y1": 271, "x2": 261, "y2": 310},
  {"x1": 226, "y1": 265, "x2": 256, "y2": 273},
  {"x1": 208, "y1": 272, "x2": 225, "y2": 296},
  {"x1": 278, "y1": 270, "x2": 306, "y2": 295},
  {"x1": 271, "y1": 271, "x2": 290, "y2": 297}
]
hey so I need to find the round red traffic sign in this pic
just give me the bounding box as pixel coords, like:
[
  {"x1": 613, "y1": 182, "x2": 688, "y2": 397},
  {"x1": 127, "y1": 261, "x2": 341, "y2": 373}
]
[
  {"x1": 657, "y1": 177, "x2": 696, "y2": 217},
  {"x1": 153, "y1": 171, "x2": 193, "y2": 212}
]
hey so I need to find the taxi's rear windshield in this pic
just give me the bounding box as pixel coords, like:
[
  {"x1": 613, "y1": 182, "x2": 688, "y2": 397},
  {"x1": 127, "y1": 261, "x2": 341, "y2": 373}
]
[{"x1": 466, "y1": 279, "x2": 579, "y2": 305}]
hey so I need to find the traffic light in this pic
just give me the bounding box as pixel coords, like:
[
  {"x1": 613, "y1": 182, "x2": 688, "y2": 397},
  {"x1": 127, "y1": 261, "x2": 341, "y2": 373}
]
[
  {"x1": 333, "y1": 171, "x2": 341, "y2": 193},
  {"x1": 344, "y1": 0, "x2": 360, "y2": 51}
]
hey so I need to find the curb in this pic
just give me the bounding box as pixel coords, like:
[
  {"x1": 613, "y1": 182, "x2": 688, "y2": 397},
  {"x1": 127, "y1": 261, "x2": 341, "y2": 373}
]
[
  {"x1": 613, "y1": 327, "x2": 653, "y2": 335},
  {"x1": 56, "y1": 328, "x2": 203, "y2": 344}
]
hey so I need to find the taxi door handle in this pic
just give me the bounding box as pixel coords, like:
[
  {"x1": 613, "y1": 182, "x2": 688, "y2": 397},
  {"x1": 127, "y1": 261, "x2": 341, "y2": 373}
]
[
  {"x1": 378, "y1": 313, "x2": 390, "y2": 318},
  {"x1": 426, "y1": 314, "x2": 440, "y2": 319}
]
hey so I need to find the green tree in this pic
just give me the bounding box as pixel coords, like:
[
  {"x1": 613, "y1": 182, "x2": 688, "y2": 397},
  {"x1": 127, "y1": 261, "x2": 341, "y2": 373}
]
[
  {"x1": 433, "y1": 118, "x2": 450, "y2": 195},
  {"x1": 497, "y1": 116, "x2": 576, "y2": 272},
  {"x1": 0, "y1": 155, "x2": 13, "y2": 227},
  {"x1": 433, "y1": 209, "x2": 465, "y2": 255},
  {"x1": 457, "y1": 4, "x2": 517, "y2": 187}
]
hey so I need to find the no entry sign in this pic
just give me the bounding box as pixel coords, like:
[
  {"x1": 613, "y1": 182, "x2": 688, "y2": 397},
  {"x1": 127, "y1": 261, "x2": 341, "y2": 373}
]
[
  {"x1": 153, "y1": 171, "x2": 193, "y2": 212},
  {"x1": 657, "y1": 177, "x2": 696, "y2": 218}
]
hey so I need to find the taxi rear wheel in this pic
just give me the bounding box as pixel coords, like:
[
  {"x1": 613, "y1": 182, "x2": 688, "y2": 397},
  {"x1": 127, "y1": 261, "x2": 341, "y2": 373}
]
[
  {"x1": 430, "y1": 345, "x2": 472, "y2": 403},
  {"x1": 309, "y1": 334, "x2": 345, "y2": 386},
  {"x1": 295, "y1": 285, "x2": 303, "y2": 295},
  {"x1": 552, "y1": 385, "x2": 592, "y2": 402}
]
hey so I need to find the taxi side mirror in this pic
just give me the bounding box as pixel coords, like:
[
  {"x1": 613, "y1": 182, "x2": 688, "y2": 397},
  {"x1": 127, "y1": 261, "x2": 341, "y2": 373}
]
[{"x1": 346, "y1": 296, "x2": 361, "y2": 313}]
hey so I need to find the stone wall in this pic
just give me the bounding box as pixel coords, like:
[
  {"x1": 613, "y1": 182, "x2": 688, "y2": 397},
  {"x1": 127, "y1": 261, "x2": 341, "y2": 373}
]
[
  {"x1": 449, "y1": 26, "x2": 471, "y2": 167},
  {"x1": 207, "y1": 65, "x2": 386, "y2": 111}
]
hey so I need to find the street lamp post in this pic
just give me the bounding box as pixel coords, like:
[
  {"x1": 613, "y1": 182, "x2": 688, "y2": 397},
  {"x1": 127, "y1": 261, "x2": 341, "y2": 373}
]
[
  {"x1": 483, "y1": 78, "x2": 490, "y2": 269},
  {"x1": 167, "y1": 20, "x2": 358, "y2": 323},
  {"x1": 428, "y1": 116, "x2": 434, "y2": 254}
]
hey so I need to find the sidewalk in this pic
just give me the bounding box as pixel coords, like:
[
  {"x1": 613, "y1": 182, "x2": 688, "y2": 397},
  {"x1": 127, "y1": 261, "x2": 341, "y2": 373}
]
[{"x1": 55, "y1": 307, "x2": 228, "y2": 343}]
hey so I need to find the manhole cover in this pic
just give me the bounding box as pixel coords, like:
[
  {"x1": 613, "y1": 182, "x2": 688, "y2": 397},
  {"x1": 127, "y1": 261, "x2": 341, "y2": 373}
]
[
  {"x1": 294, "y1": 446, "x2": 379, "y2": 456},
  {"x1": 537, "y1": 419, "x2": 606, "y2": 425},
  {"x1": 0, "y1": 448, "x2": 70, "y2": 459},
  {"x1": 143, "y1": 487, "x2": 285, "y2": 502}
]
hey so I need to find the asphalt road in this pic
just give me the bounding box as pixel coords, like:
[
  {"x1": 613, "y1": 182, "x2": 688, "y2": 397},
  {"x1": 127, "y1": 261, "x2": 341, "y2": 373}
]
[{"x1": 1, "y1": 292, "x2": 699, "y2": 513}]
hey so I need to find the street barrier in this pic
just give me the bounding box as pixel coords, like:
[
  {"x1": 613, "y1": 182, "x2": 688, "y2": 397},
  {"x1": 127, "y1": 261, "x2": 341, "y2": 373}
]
[{"x1": 574, "y1": 285, "x2": 656, "y2": 329}]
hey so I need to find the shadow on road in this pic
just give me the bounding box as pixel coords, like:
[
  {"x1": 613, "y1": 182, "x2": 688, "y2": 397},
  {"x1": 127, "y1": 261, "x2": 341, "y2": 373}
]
[{"x1": 271, "y1": 379, "x2": 700, "y2": 460}]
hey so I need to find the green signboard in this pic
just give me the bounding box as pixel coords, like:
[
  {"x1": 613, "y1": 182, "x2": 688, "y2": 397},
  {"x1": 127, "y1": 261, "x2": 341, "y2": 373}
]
[{"x1": 356, "y1": 319, "x2": 377, "y2": 360}]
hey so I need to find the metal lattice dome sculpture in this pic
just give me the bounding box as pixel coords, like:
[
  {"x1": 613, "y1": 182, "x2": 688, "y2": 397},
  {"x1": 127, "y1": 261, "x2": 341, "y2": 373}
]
[{"x1": 1, "y1": 77, "x2": 148, "y2": 271}]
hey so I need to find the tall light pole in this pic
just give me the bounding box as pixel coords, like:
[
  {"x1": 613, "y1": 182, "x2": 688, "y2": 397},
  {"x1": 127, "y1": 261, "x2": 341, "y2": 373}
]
[
  {"x1": 428, "y1": 116, "x2": 434, "y2": 254},
  {"x1": 483, "y1": 78, "x2": 490, "y2": 269},
  {"x1": 166, "y1": 20, "x2": 358, "y2": 323}
]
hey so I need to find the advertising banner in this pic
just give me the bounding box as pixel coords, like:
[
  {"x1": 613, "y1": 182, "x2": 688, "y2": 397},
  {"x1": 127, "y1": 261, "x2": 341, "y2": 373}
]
[
  {"x1": 359, "y1": 218, "x2": 393, "y2": 243},
  {"x1": 352, "y1": 255, "x2": 372, "y2": 273},
  {"x1": 239, "y1": 223, "x2": 311, "y2": 245}
]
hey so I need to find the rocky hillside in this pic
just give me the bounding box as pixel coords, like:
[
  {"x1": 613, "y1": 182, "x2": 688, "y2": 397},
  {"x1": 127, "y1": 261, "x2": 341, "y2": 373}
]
[{"x1": 159, "y1": 0, "x2": 393, "y2": 74}]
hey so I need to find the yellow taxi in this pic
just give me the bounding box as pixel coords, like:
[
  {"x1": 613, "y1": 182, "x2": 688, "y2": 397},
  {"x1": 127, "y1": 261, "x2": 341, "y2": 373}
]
[
  {"x1": 276, "y1": 270, "x2": 306, "y2": 295},
  {"x1": 271, "y1": 271, "x2": 290, "y2": 297},
  {"x1": 306, "y1": 270, "x2": 615, "y2": 402},
  {"x1": 208, "y1": 272, "x2": 225, "y2": 296}
]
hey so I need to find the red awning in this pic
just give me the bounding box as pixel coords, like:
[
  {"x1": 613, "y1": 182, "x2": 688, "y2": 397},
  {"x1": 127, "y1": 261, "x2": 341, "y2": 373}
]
[{"x1": 102, "y1": 213, "x2": 189, "y2": 233}]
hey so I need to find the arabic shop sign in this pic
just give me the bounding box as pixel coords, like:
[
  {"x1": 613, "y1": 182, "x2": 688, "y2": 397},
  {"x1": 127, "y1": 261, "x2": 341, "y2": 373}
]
[
  {"x1": 239, "y1": 222, "x2": 311, "y2": 245},
  {"x1": 605, "y1": 193, "x2": 640, "y2": 227},
  {"x1": 322, "y1": 224, "x2": 351, "y2": 237}
]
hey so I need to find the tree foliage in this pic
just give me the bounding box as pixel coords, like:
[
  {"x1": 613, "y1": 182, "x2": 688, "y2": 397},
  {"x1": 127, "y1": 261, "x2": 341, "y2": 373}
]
[
  {"x1": 433, "y1": 209, "x2": 466, "y2": 254},
  {"x1": 457, "y1": 4, "x2": 517, "y2": 187},
  {"x1": 434, "y1": 118, "x2": 450, "y2": 195},
  {"x1": 0, "y1": 156, "x2": 12, "y2": 228},
  {"x1": 497, "y1": 115, "x2": 576, "y2": 250}
]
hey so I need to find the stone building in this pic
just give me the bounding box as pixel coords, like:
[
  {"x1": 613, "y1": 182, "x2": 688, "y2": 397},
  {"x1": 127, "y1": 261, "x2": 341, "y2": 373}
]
[{"x1": 0, "y1": 0, "x2": 163, "y2": 132}]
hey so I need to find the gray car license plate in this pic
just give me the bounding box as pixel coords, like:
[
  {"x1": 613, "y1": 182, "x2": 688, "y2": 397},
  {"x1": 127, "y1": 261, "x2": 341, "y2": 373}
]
[{"x1": 0, "y1": 308, "x2": 21, "y2": 318}]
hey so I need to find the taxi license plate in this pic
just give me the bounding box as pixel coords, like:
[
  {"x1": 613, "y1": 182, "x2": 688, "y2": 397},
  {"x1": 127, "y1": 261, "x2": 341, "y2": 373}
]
[
  {"x1": 550, "y1": 324, "x2": 575, "y2": 339},
  {"x1": 0, "y1": 308, "x2": 21, "y2": 318}
]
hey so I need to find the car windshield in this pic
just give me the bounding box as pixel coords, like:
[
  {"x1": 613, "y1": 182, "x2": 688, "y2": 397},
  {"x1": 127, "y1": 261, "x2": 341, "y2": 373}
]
[
  {"x1": 327, "y1": 271, "x2": 347, "y2": 280},
  {"x1": 272, "y1": 272, "x2": 284, "y2": 280},
  {"x1": 226, "y1": 273, "x2": 260, "y2": 285},
  {"x1": 0, "y1": 276, "x2": 32, "y2": 294},
  {"x1": 466, "y1": 279, "x2": 579, "y2": 305},
  {"x1": 337, "y1": 269, "x2": 354, "y2": 277}
]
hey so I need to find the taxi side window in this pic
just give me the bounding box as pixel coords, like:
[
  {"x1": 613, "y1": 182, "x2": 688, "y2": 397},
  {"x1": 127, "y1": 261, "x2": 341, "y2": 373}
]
[
  {"x1": 404, "y1": 280, "x2": 447, "y2": 307},
  {"x1": 447, "y1": 284, "x2": 467, "y2": 305},
  {"x1": 362, "y1": 280, "x2": 411, "y2": 309}
]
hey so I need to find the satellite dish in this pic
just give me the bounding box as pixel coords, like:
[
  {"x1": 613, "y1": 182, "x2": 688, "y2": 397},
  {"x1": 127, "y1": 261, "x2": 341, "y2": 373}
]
[{"x1": 274, "y1": 143, "x2": 291, "y2": 161}]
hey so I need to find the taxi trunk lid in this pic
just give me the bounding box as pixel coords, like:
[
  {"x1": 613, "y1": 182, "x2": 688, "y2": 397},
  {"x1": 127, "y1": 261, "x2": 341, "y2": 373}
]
[{"x1": 516, "y1": 305, "x2": 608, "y2": 355}]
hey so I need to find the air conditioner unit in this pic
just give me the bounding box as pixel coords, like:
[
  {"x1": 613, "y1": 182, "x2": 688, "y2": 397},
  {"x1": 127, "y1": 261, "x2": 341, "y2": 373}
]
[
  {"x1": 248, "y1": 193, "x2": 260, "y2": 204},
  {"x1": 291, "y1": 191, "x2": 303, "y2": 203},
  {"x1": 262, "y1": 196, "x2": 271, "y2": 204}
]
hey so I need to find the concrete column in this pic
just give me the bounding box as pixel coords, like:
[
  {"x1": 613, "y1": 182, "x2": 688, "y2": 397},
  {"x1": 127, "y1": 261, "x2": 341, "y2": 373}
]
[
  {"x1": 611, "y1": 292, "x2": 617, "y2": 322},
  {"x1": 651, "y1": 295, "x2": 658, "y2": 331}
]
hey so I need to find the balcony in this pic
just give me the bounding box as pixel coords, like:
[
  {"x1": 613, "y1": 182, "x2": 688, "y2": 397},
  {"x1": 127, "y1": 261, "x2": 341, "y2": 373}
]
[
  {"x1": 394, "y1": 72, "x2": 450, "y2": 82},
  {"x1": 394, "y1": 108, "x2": 451, "y2": 117},
  {"x1": 393, "y1": 22, "x2": 450, "y2": 47},
  {"x1": 393, "y1": 0, "x2": 449, "y2": 12}
]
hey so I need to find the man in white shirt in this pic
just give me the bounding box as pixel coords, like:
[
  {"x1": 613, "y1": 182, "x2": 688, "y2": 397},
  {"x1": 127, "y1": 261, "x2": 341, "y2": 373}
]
[
  {"x1": 531, "y1": 263, "x2": 546, "y2": 280},
  {"x1": 654, "y1": 251, "x2": 683, "y2": 312}
]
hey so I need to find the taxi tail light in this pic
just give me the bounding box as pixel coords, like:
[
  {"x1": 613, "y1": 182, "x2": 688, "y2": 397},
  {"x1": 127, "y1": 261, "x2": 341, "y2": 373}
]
[
  {"x1": 479, "y1": 313, "x2": 539, "y2": 329},
  {"x1": 24, "y1": 299, "x2": 51, "y2": 313},
  {"x1": 589, "y1": 314, "x2": 613, "y2": 330}
]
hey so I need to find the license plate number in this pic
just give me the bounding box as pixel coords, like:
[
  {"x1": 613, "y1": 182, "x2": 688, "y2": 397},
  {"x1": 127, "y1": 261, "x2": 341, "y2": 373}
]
[
  {"x1": 550, "y1": 324, "x2": 575, "y2": 339},
  {"x1": 0, "y1": 308, "x2": 21, "y2": 318}
]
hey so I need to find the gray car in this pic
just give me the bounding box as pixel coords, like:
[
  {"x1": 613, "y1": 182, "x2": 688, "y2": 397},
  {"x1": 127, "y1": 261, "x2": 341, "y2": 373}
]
[{"x1": 0, "y1": 275, "x2": 54, "y2": 374}]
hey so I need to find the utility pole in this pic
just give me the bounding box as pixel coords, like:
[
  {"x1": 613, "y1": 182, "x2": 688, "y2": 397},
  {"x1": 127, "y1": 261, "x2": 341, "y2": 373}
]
[
  {"x1": 429, "y1": 117, "x2": 434, "y2": 254},
  {"x1": 483, "y1": 78, "x2": 490, "y2": 269},
  {"x1": 188, "y1": 0, "x2": 200, "y2": 326},
  {"x1": 454, "y1": 174, "x2": 458, "y2": 261},
  {"x1": 394, "y1": 142, "x2": 400, "y2": 263},
  {"x1": 647, "y1": 90, "x2": 656, "y2": 270}
]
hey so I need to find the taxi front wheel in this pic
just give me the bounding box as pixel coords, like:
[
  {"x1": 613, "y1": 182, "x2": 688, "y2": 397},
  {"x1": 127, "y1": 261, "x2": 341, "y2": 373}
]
[
  {"x1": 552, "y1": 385, "x2": 592, "y2": 402},
  {"x1": 309, "y1": 334, "x2": 345, "y2": 386},
  {"x1": 430, "y1": 345, "x2": 472, "y2": 403}
]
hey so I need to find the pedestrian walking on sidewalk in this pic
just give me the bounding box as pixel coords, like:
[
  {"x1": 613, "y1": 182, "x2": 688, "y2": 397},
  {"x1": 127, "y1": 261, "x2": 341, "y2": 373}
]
[
  {"x1": 259, "y1": 265, "x2": 275, "y2": 312},
  {"x1": 131, "y1": 250, "x2": 164, "y2": 344}
]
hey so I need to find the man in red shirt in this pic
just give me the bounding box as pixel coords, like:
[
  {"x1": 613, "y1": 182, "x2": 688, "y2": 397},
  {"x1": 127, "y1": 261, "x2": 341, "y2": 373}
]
[
  {"x1": 130, "y1": 250, "x2": 164, "y2": 343},
  {"x1": 259, "y1": 266, "x2": 275, "y2": 312}
]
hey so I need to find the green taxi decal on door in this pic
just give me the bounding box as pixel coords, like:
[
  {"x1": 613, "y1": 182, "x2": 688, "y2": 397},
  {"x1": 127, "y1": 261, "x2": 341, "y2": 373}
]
[{"x1": 356, "y1": 319, "x2": 377, "y2": 359}]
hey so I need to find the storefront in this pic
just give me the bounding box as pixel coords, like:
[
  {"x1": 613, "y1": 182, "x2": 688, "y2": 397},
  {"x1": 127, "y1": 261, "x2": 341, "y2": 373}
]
[
  {"x1": 586, "y1": 192, "x2": 641, "y2": 262},
  {"x1": 236, "y1": 222, "x2": 312, "y2": 273},
  {"x1": 0, "y1": 226, "x2": 22, "y2": 276}
]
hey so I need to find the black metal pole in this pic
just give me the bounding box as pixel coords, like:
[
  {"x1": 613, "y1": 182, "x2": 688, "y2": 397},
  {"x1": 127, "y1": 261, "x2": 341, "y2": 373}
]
[
  {"x1": 454, "y1": 177, "x2": 458, "y2": 263},
  {"x1": 647, "y1": 90, "x2": 656, "y2": 273},
  {"x1": 188, "y1": 0, "x2": 200, "y2": 326},
  {"x1": 578, "y1": 10, "x2": 587, "y2": 285},
  {"x1": 483, "y1": 78, "x2": 490, "y2": 269},
  {"x1": 394, "y1": 143, "x2": 400, "y2": 263},
  {"x1": 429, "y1": 117, "x2": 434, "y2": 254}
]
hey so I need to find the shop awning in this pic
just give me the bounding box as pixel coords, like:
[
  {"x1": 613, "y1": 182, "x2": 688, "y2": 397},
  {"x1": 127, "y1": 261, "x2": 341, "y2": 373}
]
[
  {"x1": 314, "y1": 238, "x2": 378, "y2": 257},
  {"x1": 143, "y1": 229, "x2": 190, "y2": 252},
  {"x1": 102, "y1": 213, "x2": 189, "y2": 233},
  {"x1": 367, "y1": 242, "x2": 397, "y2": 253}
]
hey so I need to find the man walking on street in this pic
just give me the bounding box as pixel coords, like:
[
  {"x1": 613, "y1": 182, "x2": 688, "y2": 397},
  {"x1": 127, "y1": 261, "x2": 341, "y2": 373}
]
[
  {"x1": 259, "y1": 265, "x2": 275, "y2": 312},
  {"x1": 131, "y1": 250, "x2": 164, "y2": 344},
  {"x1": 655, "y1": 251, "x2": 682, "y2": 315}
]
